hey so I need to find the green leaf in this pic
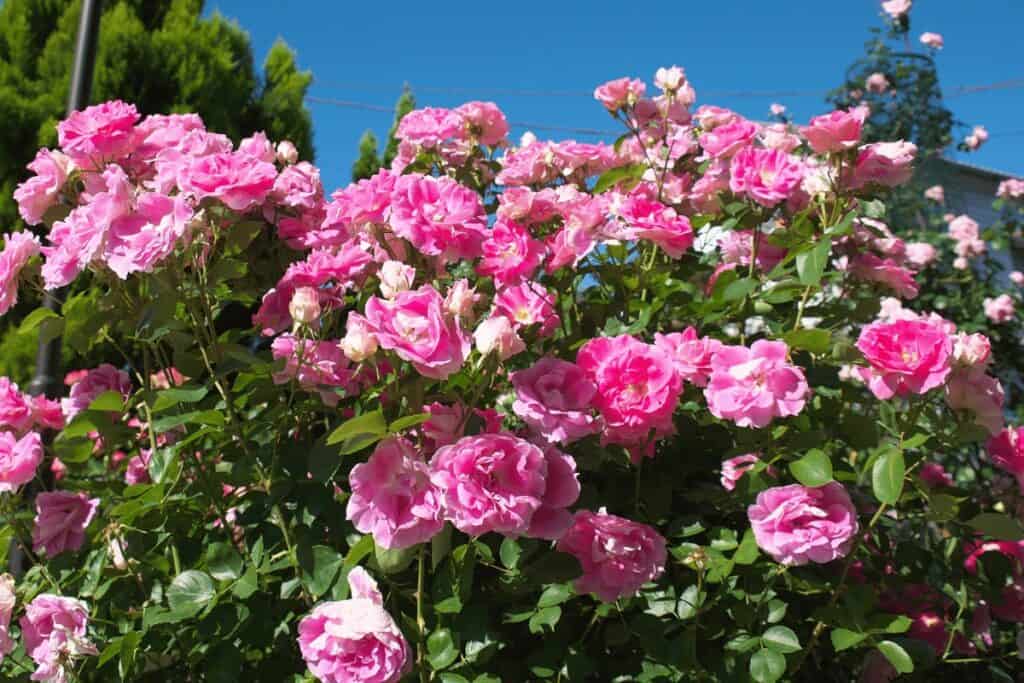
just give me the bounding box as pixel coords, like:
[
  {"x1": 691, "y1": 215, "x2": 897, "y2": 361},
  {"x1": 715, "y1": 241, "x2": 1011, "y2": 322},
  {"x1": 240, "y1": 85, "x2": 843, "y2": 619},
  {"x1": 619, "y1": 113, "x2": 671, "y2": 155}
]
[
  {"x1": 831, "y1": 628, "x2": 868, "y2": 651},
  {"x1": 374, "y1": 543, "x2": 417, "y2": 575},
  {"x1": 300, "y1": 546, "x2": 344, "y2": 598},
  {"x1": 326, "y1": 410, "x2": 387, "y2": 453},
  {"x1": 722, "y1": 277, "x2": 758, "y2": 302},
  {"x1": 872, "y1": 448, "x2": 905, "y2": 505},
  {"x1": 439, "y1": 676, "x2": 470, "y2": 683},
  {"x1": 528, "y1": 605, "x2": 562, "y2": 634},
  {"x1": 88, "y1": 390, "x2": 126, "y2": 412},
  {"x1": 167, "y1": 570, "x2": 215, "y2": 619},
  {"x1": 151, "y1": 410, "x2": 225, "y2": 432},
  {"x1": 152, "y1": 385, "x2": 209, "y2": 412},
  {"x1": 796, "y1": 238, "x2": 831, "y2": 287},
  {"x1": 19, "y1": 307, "x2": 60, "y2": 333},
  {"x1": 762, "y1": 625, "x2": 800, "y2": 654},
  {"x1": 232, "y1": 567, "x2": 258, "y2": 599},
  {"x1": 967, "y1": 513, "x2": 1024, "y2": 541},
  {"x1": 205, "y1": 543, "x2": 243, "y2": 581},
  {"x1": 789, "y1": 449, "x2": 834, "y2": 487},
  {"x1": 734, "y1": 529, "x2": 760, "y2": 565},
  {"x1": 592, "y1": 163, "x2": 645, "y2": 194},
  {"x1": 427, "y1": 628, "x2": 459, "y2": 670},
  {"x1": 389, "y1": 413, "x2": 430, "y2": 433},
  {"x1": 147, "y1": 447, "x2": 178, "y2": 485},
  {"x1": 877, "y1": 640, "x2": 914, "y2": 674},
  {"x1": 749, "y1": 648, "x2": 786, "y2": 683},
  {"x1": 499, "y1": 537, "x2": 522, "y2": 570},
  {"x1": 783, "y1": 328, "x2": 831, "y2": 355},
  {"x1": 537, "y1": 584, "x2": 573, "y2": 608}
]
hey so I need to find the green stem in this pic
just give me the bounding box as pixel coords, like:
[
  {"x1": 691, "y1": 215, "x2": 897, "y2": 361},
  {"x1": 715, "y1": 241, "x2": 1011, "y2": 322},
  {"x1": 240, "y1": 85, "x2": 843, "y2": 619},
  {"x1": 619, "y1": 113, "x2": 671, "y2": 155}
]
[{"x1": 416, "y1": 545, "x2": 429, "y2": 683}]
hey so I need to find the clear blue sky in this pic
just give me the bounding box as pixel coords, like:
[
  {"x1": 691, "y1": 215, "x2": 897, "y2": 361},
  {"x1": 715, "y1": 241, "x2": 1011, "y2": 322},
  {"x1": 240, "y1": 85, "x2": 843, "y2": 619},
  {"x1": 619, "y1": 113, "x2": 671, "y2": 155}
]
[{"x1": 208, "y1": 0, "x2": 1023, "y2": 194}]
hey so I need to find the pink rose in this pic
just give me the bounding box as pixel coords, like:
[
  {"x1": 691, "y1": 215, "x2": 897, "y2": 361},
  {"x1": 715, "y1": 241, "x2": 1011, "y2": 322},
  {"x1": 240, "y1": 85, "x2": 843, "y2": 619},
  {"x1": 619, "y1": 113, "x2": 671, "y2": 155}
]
[
  {"x1": 851, "y1": 141, "x2": 917, "y2": 188},
  {"x1": 801, "y1": 108, "x2": 866, "y2": 153},
  {"x1": 855, "y1": 319, "x2": 952, "y2": 399},
  {"x1": 104, "y1": 192, "x2": 193, "y2": 279},
  {"x1": 298, "y1": 567, "x2": 411, "y2": 683},
  {"x1": 748, "y1": 482, "x2": 858, "y2": 566},
  {"x1": 422, "y1": 402, "x2": 466, "y2": 449},
  {"x1": 614, "y1": 194, "x2": 694, "y2": 258},
  {"x1": 57, "y1": 100, "x2": 139, "y2": 165},
  {"x1": 997, "y1": 179, "x2": 1024, "y2": 200},
  {"x1": 276, "y1": 139, "x2": 299, "y2": 164},
  {"x1": 178, "y1": 151, "x2": 277, "y2": 211},
  {"x1": 389, "y1": 174, "x2": 487, "y2": 263},
  {"x1": 729, "y1": 147, "x2": 804, "y2": 207},
  {"x1": 32, "y1": 490, "x2": 100, "y2": 557},
  {"x1": 14, "y1": 150, "x2": 72, "y2": 225},
  {"x1": 919, "y1": 32, "x2": 944, "y2": 49},
  {"x1": 0, "y1": 431, "x2": 43, "y2": 493},
  {"x1": 557, "y1": 509, "x2": 666, "y2": 602},
  {"x1": 721, "y1": 453, "x2": 767, "y2": 491},
  {"x1": 477, "y1": 219, "x2": 545, "y2": 285},
  {"x1": 952, "y1": 332, "x2": 992, "y2": 368},
  {"x1": 988, "y1": 427, "x2": 1024, "y2": 492},
  {"x1": 699, "y1": 119, "x2": 758, "y2": 158},
  {"x1": 0, "y1": 574, "x2": 13, "y2": 659},
  {"x1": 850, "y1": 253, "x2": 919, "y2": 299},
  {"x1": 1011, "y1": 271, "x2": 1024, "y2": 285},
  {"x1": 924, "y1": 185, "x2": 945, "y2": 202},
  {"x1": 21, "y1": 594, "x2": 97, "y2": 682},
  {"x1": 0, "y1": 377, "x2": 34, "y2": 433},
  {"x1": 492, "y1": 282, "x2": 560, "y2": 338},
  {"x1": 346, "y1": 437, "x2": 443, "y2": 550},
  {"x1": 948, "y1": 214, "x2": 980, "y2": 242},
  {"x1": 272, "y1": 161, "x2": 323, "y2": 211},
  {"x1": 473, "y1": 315, "x2": 525, "y2": 360},
  {"x1": 769, "y1": 102, "x2": 787, "y2": 117},
  {"x1": 288, "y1": 286, "x2": 322, "y2": 325},
  {"x1": 270, "y1": 335, "x2": 356, "y2": 406},
  {"x1": 444, "y1": 278, "x2": 480, "y2": 321},
  {"x1": 594, "y1": 77, "x2": 646, "y2": 111},
  {"x1": 945, "y1": 368, "x2": 1005, "y2": 436},
  {"x1": 654, "y1": 65, "x2": 687, "y2": 93},
  {"x1": 577, "y1": 335, "x2": 683, "y2": 451},
  {"x1": 882, "y1": 0, "x2": 911, "y2": 18},
  {"x1": 364, "y1": 284, "x2": 469, "y2": 380},
  {"x1": 903, "y1": 242, "x2": 937, "y2": 269},
  {"x1": 694, "y1": 105, "x2": 739, "y2": 130},
  {"x1": 718, "y1": 229, "x2": 787, "y2": 272},
  {"x1": 340, "y1": 312, "x2": 379, "y2": 363},
  {"x1": 654, "y1": 327, "x2": 723, "y2": 387},
  {"x1": 919, "y1": 462, "x2": 954, "y2": 488},
  {"x1": 455, "y1": 101, "x2": 509, "y2": 146},
  {"x1": 124, "y1": 450, "x2": 152, "y2": 485},
  {"x1": 378, "y1": 260, "x2": 415, "y2": 299},
  {"x1": 866, "y1": 73, "x2": 890, "y2": 93},
  {"x1": 759, "y1": 124, "x2": 801, "y2": 153},
  {"x1": 511, "y1": 358, "x2": 600, "y2": 445},
  {"x1": 61, "y1": 363, "x2": 132, "y2": 421},
  {"x1": 984, "y1": 294, "x2": 1015, "y2": 323},
  {"x1": 429, "y1": 433, "x2": 579, "y2": 539},
  {"x1": 704, "y1": 341, "x2": 809, "y2": 428},
  {"x1": 322, "y1": 169, "x2": 396, "y2": 236},
  {"x1": 31, "y1": 396, "x2": 64, "y2": 432},
  {"x1": 396, "y1": 107, "x2": 465, "y2": 148}
]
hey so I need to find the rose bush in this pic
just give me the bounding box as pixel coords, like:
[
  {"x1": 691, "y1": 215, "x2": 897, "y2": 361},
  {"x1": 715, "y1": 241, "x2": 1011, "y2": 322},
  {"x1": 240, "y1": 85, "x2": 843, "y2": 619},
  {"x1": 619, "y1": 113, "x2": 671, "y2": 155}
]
[{"x1": 0, "y1": 60, "x2": 1022, "y2": 683}]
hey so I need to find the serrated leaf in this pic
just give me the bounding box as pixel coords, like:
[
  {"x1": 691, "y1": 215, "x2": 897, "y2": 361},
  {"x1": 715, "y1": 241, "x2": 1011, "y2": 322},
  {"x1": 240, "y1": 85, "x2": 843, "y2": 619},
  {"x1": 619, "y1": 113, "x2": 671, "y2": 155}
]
[
  {"x1": 762, "y1": 625, "x2": 800, "y2": 654},
  {"x1": 783, "y1": 328, "x2": 831, "y2": 355},
  {"x1": 789, "y1": 449, "x2": 833, "y2": 487},
  {"x1": 167, "y1": 570, "x2": 215, "y2": 619},
  {"x1": 872, "y1": 448, "x2": 905, "y2": 505},
  {"x1": 326, "y1": 410, "x2": 387, "y2": 453},
  {"x1": 427, "y1": 628, "x2": 459, "y2": 670}
]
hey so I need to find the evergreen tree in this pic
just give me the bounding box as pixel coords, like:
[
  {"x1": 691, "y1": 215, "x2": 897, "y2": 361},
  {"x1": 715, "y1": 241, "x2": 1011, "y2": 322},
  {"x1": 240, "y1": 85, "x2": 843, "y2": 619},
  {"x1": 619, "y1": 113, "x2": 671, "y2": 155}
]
[
  {"x1": 350, "y1": 85, "x2": 416, "y2": 180},
  {"x1": 351, "y1": 130, "x2": 381, "y2": 181}
]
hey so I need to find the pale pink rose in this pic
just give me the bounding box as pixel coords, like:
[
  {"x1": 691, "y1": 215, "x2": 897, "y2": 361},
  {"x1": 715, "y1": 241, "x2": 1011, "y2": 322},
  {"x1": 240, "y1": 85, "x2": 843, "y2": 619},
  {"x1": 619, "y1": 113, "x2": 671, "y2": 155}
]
[
  {"x1": 866, "y1": 73, "x2": 890, "y2": 93},
  {"x1": 953, "y1": 256, "x2": 969, "y2": 270},
  {"x1": 1011, "y1": 271, "x2": 1024, "y2": 285},
  {"x1": 57, "y1": 100, "x2": 139, "y2": 165},
  {"x1": 378, "y1": 260, "x2": 415, "y2": 299},
  {"x1": 952, "y1": 332, "x2": 992, "y2": 368},
  {"x1": 855, "y1": 319, "x2": 953, "y2": 399},
  {"x1": 364, "y1": 285, "x2": 469, "y2": 379},
  {"x1": 948, "y1": 214, "x2": 979, "y2": 242},
  {"x1": 769, "y1": 102, "x2": 787, "y2": 117},
  {"x1": 429, "y1": 433, "x2": 579, "y2": 539},
  {"x1": 14, "y1": 149, "x2": 72, "y2": 225},
  {"x1": 653, "y1": 327, "x2": 723, "y2": 387},
  {"x1": 396, "y1": 107, "x2": 465, "y2": 148},
  {"x1": 477, "y1": 219, "x2": 545, "y2": 285},
  {"x1": 984, "y1": 294, "x2": 1015, "y2": 323},
  {"x1": 270, "y1": 335, "x2": 356, "y2": 406},
  {"x1": 444, "y1": 279, "x2": 480, "y2": 321},
  {"x1": 614, "y1": 194, "x2": 694, "y2": 258},
  {"x1": 511, "y1": 358, "x2": 599, "y2": 445},
  {"x1": 946, "y1": 368, "x2": 1005, "y2": 435},
  {"x1": 288, "y1": 287, "x2": 322, "y2": 325},
  {"x1": 340, "y1": 312, "x2": 379, "y2": 363},
  {"x1": 272, "y1": 161, "x2": 323, "y2": 211},
  {"x1": 346, "y1": 437, "x2": 443, "y2": 550},
  {"x1": 801, "y1": 108, "x2": 866, "y2": 153},
  {"x1": 851, "y1": 141, "x2": 917, "y2": 188},
  {"x1": 748, "y1": 482, "x2": 858, "y2": 566},
  {"x1": 989, "y1": 427, "x2": 1024, "y2": 492},
  {"x1": 654, "y1": 65, "x2": 687, "y2": 93},
  {"x1": 61, "y1": 363, "x2": 131, "y2": 421},
  {"x1": 0, "y1": 431, "x2": 43, "y2": 492},
  {"x1": 473, "y1": 316, "x2": 525, "y2": 360},
  {"x1": 297, "y1": 567, "x2": 411, "y2": 683},
  {"x1": 924, "y1": 185, "x2": 945, "y2": 202},
  {"x1": 594, "y1": 77, "x2": 646, "y2": 111},
  {"x1": 455, "y1": 101, "x2": 509, "y2": 146},
  {"x1": 21, "y1": 594, "x2": 97, "y2": 682},
  {"x1": 694, "y1": 105, "x2": 739, "y2": 130},
  {"x1": 557, "y1": 508, "x2": 666, "y2": 602},
  {"x1": 717, "y1": 229, "x2": 787, "y2": 272},
  {"x1": 389, "y1": 174, "x2": 486, "y2": 263},
  {"x1": 699, "y1": 119, "x2": 758, "y2": 158},
  {"x1": 0, "y1": 574, "x2": 14, "y2": 659},
  {"x1": 720, "y1": 453, "x2": 766, "y2": 491},
  {"x1": 32, "y1": 490, "x2": 99, "y2": 557},
  {"x1": 759, "y1": 124, "x2": 801, "y2": 153},
  {"x1": 850, "y1": 253, "x2": 919, "y2": 299},
  {"x1": 422, "y1": 402, "x2": 466, "y2": 448},
  {"x1": 178, "y1": 151, "x2": 277, "y2": 211},
  {"x1": 919, "y1": 32, "x2": 944, "y2": 49},
  {"x1": 881, "y1": 0, "x2": 911, "y2": 17},
  {"x1": 492, "y1": 282, "x2": 560, "y2": 338},
  {"x1": 997, "y1": 179, "x2": 1024, "y2": 200},
  {"x1": 704, "y1": 341, "x2": 809, "y2": 428},
  {"x1": 729, "y1": 147, "x2": 804, "y2": 207},
  {"x1": 276, "y1": 140, "x2": 299, "y2": 165},
  {"x1": 903, "y1": 242, "x2": 938, "y2": 269},
  {"x1": 919, "y1": 462, "x2": 954, "y2": 488},
  {"x1": 577, "y1": 335, "x2": 683, "y2": 450}
]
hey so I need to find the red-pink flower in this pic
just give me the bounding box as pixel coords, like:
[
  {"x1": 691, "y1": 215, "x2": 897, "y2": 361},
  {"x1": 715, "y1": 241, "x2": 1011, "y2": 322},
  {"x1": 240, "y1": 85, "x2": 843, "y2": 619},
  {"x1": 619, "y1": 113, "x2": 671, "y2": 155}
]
[
  {"x1": 389, "y1": 174, "x2": 486, "y2": 263},
  {"x1": 178, "y1": 151, "x2": 277, "y2": 211},
  {"x1": 988, "y1": 427, "x2": 1024, "y2": 492},
  {"x1": 20, "y1": 594, "x2": 97, "y2": 683},
  {"x1": 57, "y1": 100, "x2": 139, "y2": 165},
  {"x1": 919, "y1": 462, "x2": 954, "y2": 488},
  {"x1": 347, "y1": 437, "x2": 443, "y2": 550},
  {"x1": 654, "y1": 327, "x2": 723, "y2": 387},
  {"x1": 557, "y1": 509, "x2": 666, "y2": 602},
  {"x1": 594, "y1": 77, "x2": 646, "y2": 111},
  {"x1": 364, "y1": 284, "x2": 469, "y2": 380},
  {"x1": 477, "y1": 219, "x2": 545, "y2": 285},
  {"x1": 124, "y1": 450, "x2": 152, "y2": 485},
  {"x1": 704, "y1": 341, "x2": 809, "y2": 428},
  {"x1": 801, "y1": 108, "x2": 866, "y2": 153},
  {"x1": 32, "y1": 490, "x2": 99, "y2": 557},
  {"x1": 14, "y1": 150, "x2": 72, "y2": 225},
  {"x1": 729, "y1": 147, "x2": 804, "y2": 207},
  {"x1": 511, "y1": 358, "x2": 599, "y2": 445},
  {"x1": 0, "y1": 431, "x2": 42, "y2": 493},
  {"x1": 429, "y1": 433, "x2": 579, "y2": 539},
  {"x1": 855, "y1": 319, "x2": 953, "y2": 399},
  {"x1": 0, "y1": 378, "x2": 34, "y2": 434},
  {"x1": 850, "y1": 253, "x2": 919, "y2": 299},
  {"x1": 270, "y1": 335, "x2": 356, "y2": 406},
  {"x1": 748, "y1": 482, "x2": 858, "y2": 566}
]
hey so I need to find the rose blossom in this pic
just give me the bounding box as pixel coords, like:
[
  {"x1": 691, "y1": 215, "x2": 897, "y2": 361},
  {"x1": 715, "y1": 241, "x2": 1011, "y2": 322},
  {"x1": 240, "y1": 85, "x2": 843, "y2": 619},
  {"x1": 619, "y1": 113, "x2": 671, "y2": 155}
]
[
  {"x1": 557, "y1": 509, "x2": 666, "y2": 602},
  {"x1": 882, "y1": 0, "x2": 911, "y2": 18},
  {"x1": 729, "y1": 147, "x2": 804, "y2": 207},
  {"x1": 32, "y1": 490, "x2": 100, "y2": 557},
  {"x1": 1011, "y1": 271, "x2": 1024, "y2": 285},
  {"x1": 988, "y1": 427, "x2": 1024, "y2": 493},
  {"x1": 14, "y1": 149, "x2": 72, "y2": 225},
  {"x1": 654, "y1": 327, "x2": 723, "y2": 387},
  {"x1": 721, "y1": 453, "x2": 768, "y2": 491},
  {"x1": 946, "y1": 368, "x2": 1005, "y2": 435},
  {"x1": 363, "y1": 285, "x2": 469, "y2": 379},
  {"x1": 492, "y1": 282, "x2": 560, "y2": 338},
  {"x1": 801, "y1": 108, "x2": 866, "y2": 153},
  {"x1": 0, "y1": 574, "x2": 13, "y2": 660},
  {"x1": 178, "y1": 150, "x2": 277, "y2": 211},
  {"x1": 919, "y1": 462, "x2": 954, "y2": 488},
  {"x1": 0, "y1": 430, "x2": 43, "y2": 492},
  {"x1": 920, "y1": 32, "x2": 944, "y2": 49},
  {"x1": 21, "y1": 594, "x2": 97, "y2": 682},
  {"x1": 594, "y1": 77, "x2": 646, "y2": 111},
  {"x1": 57, "y1": 100, "x2": 139, "y2": 164},
  {"x1": 422, "y1": 402, "x2": 466, "y2": 448},
  {"x1": 748, "y1": 482, "x2": 858, "y2": 565},
  {"x1": 61, "y1": 363, "x2": 132, "y2": 421},
  {"x1": 614, "y1": 194, "x2": 694, "y2": 258},
  {"x1": 276, "y1": 140, "x2": 299, "y2": 164},
  {"x1": 855, "y1": 319, "x2": 953, "y2": 399},
  {"x1": 924, "y1": 185, "x2": 945, "y2": 202},
  {"x1": 477, "y1": 218, "x2": 545, "y2": 285},
  {"x1": 984, "y1": 294, "x2": 1015, "y2": 323},
  {"x1": 297, "y1": 567, "x2": 410, "y2": 683},
  {"x1": 473, "y1": 315, "x2": 525, "y2": 360},
  {"x1": 655, "y1": 65, "x2": 686, "y2": 93},
  {"x1": 699, "y1": 118, "x2": 758, "y2": 158},
  {"x1": 0, "y1": 377, "x2": 35, "y2": 433},
  {"x1": 455, "y1": 101, "x2": 509, "y2": 146},
  {"x1": 704, "y1": 340, "x2": 809, "y2": 428},
  {"x1": 288, "y1": 286, "x2": 321, "y2": 326},
  {"x1": 903, "y1": 242, "x2": 938, "y2": 269},
  {"x1": 851, "y1": 141, "x2": 917, "y2": 188},
  {"x1": 346, "y1": 437, "x2": 443, "y2": 550},
  {"x1": 430, "y1": 433, "x2": 579, "y2": 539},
  {"x1": 952, "y1": 332, "x2": 991, "y2": 368},
  {"x1": 866, "y1": 73, "x2": 890, "y2": 93},
  {"x1": 511, "y1": 358, "x2": 599, "y2": 444},
  {"x1": 997, "y1": 179, "x2": 1024, "y2": 200},
  {"x1": 378, "y1": 260, "x2": 415, "y2": 299},
  {"x1": 389, "y1": 174, "x2": 486, "y2": 263},
  {"x1": 759, "y1": 124, "x2": 801, "y2": 153},
  {"x1": 340, "y1": 312, "x2": 379, "y2": 363},
  {"x1": 769, "y1": 102, "x2": 787, "y2": 117}
]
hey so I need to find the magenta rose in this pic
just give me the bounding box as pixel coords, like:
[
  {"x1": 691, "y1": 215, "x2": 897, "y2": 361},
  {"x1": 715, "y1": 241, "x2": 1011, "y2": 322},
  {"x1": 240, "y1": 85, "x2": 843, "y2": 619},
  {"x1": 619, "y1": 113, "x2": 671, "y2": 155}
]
[
  {"x1": 363, "y1": 284, "x2": 469, "y2": 380},
  {"x1": 729, "y1": 147, "x2": 804, "y2": 207},
  {"x1": 477, "y1": 218, "x2": 545, "y2": 286},
  {"x1": 429, "y1": 433, "x2": 579, "y2": 539},
  {"x1": 179, "y1": 150, "x2": 277, "y2": 211},
  {"x1": 511, "y1": 357, "x2": 600, "y2": 445},
  {"x1": 346, "y1": 437, "x2": 443, "y2": 550},
  {"x1": 698, "y1": 118, "x2": 758, "y2": 158},
  {"x1": 855, "y1": 319, "x2": 953, "y2": 400},
  {"x1": 389, "y1": 174, "x2": 487, "y2": 263},
  {"x1": 747, "y1": 482, "x2": 859, "y2": 566},
  {"x1": 654, "y1": 327, "x2": 723, "y2": 387},
  {"x1": 988, "y1": 426, "x2": 1024, "y2": 493},
  {"x1": 57, "y1": 100, "x2": 139, "y2": 165},
  {"x1": 0, "y1": 431, "x2": 43, "y2": 493},
  {"x1": 557, "y1": 509, "x2": 666, "y2": 602},
  {"x1": 704, "y1": 340, "x2": 809, "y2": 428},
  {"x1": 20, "y1": 594, "x2": 97, "y2": 683},
  {"x1": 61, "y1": 363, "x2": 132, "y2": 421},
  {"x1": 298, "y1": 567, "x2": 410, "y2": 683},
  {"x1": 614, "y1": 194, "x2": 694, "y2": 258},
  {"x1": 0, "y1": 377, "x2": 34, "y2": 434},
  {"x1": 32, "y1": 490, "x2": 100, "y2": 557}
]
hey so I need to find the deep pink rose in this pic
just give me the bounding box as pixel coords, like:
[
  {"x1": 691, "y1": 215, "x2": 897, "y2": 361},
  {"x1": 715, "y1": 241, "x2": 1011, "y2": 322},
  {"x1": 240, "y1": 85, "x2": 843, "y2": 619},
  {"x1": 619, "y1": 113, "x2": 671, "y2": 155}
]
[
  {"x1": 32, "y1": 490, "x2": 99, "y2": 557},
  {"x1": 363, "y1": 284, "x2": 469, "y2": 380},
  {"x1": 57, "y1": 100, "x2": 139, "y2": 164},
  {"x1": 14, "y1": 150, "x2": 72, "y2": 225},
  {"x1": 104, "y1": 192, "x2": 193, "y2": 279},
  {"x1": 61, "y1": 363, "x2": 132, "y2": 421},
  {"x1": 577, "y1": 335, "x2": 683, "y2": 451},
  {"x1": 654, "y1": 327, "x2": 723, "y2": 387},
  {"x1": 748, "y1": 482, "x2": 858, "y2": 566},
  {"x1": 492, "y1": 281, "x2": 560, "y2": 337},
  {"x1": 477, "y1": 218, "x2": 545, "y2": 285},
  {"x1": 557, "y1": 509, "x2": 666, "y2": 602},
  {"x1": 298, "y1": 567, "x2": 411, "y2": 683},
  {"x1": 918, "y1": 462, "x2": 954, "y2": 488},
  {"x1": 422, "y1": 402, "x2": 466, "y2": 449},
  {"x1": 455, "y1": 101, "x2": 509, "y2": 146},
  {"x1": 133, "y1": 112, "x2": 205, "y2": 162},
  {"x1": 396, "y1": 107, "x2": 465, "y2": 148},
  {"x1": 614, "y1": 195, "x2": 694, "y2": 258},
  {"x1": 704, "y1": 341, "x2": 809, "y2": 428},
  {"x1": 729, "y1": 147, "x2": 804, "y2": 207},
  {"x1": 0, "y1": 377, "x2": 34, "y2": 434},
  {"x1": 988, "y1": 427, "x2": 1024, "y2": 492},
  {"x1": 594, "y1": 77, "x2": 646, "y2": 111},
  {"x1": 511, "y1": 357, "x2": 599, "y2": 445},
  {"x1": 178, "y1": 151, "x2": 277, "y2": 211},
  {"x1": 0, "y1": 431, "x2": 43, "y2": 493},
  {"x1": 322, "y1": 169, "x2": 397, "y2": 236},
  {"x1": 124, "y1": 450, "x2": 152, "y2": 485},
  {"x1": 801, "y1": 108, "x2": 866, "y2": 153},
  {"x1": 272, "y1": 161, "x2": 323, "y2": 211},
  {"x1": 389, "y1": 174, "x2": 486, "y2": 263},
  {"x1": 270, "y1": 335, "x2": 356, "y2": 406},
  {"x1": 429, "y1": 433, "x2": 579, "y2": 539},
  {"x1": 855, "y1": 319, "x2": 952, "y2": 400},
  {"x1": 21, "y1": 594, "x2": 97, "y2": 682},
  {"x1": 347, "y1": 437, "x2": 443, "y2": 550}
]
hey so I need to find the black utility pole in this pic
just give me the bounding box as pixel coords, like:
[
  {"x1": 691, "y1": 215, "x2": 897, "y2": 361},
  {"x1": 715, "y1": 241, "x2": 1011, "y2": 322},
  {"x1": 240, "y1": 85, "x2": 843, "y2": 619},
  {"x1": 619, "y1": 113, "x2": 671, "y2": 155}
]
[{"x1": 27, "y1": 0, "x2": 103, "y2": 399}]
